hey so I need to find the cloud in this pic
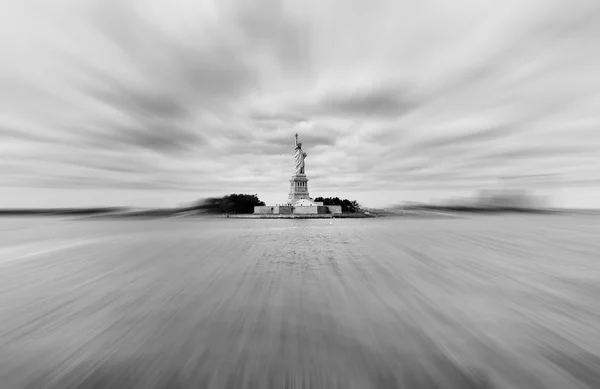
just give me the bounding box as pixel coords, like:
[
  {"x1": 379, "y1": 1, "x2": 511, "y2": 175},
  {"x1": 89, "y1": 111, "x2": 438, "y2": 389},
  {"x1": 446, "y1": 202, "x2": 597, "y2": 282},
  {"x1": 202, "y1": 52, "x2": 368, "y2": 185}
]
[
  {"x1": 82, "y1": 122, "x2": 205, "y2": 155},
  {"x1": 0, "y1": 125, "x2": 62, "y2": 145},
  {"x1": 250, "y1": 111, "x2": 308, "y2": 125},
  {"x1": 1, "y1": 0, "x2": 600, "y2": 208},
  {"x1": 314, "y1": 84, "x2": 421, "y2": 118},
  {"x1": 89, "y1": 1, "x2": 258, "y2": 97},
  {"x1": 224, "y1": 0, "x2": 312, "y2": 74},
  {"x1": 408, "y1": 125, "x2": 522, "y2": 155}
]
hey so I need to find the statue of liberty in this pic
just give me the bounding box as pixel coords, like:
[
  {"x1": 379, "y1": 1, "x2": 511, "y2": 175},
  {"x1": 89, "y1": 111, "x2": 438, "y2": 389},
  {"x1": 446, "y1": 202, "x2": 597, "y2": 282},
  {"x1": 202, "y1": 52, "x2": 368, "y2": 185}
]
[{"x1": 294, "y1": 133, "x2": 307, "y2": 175}]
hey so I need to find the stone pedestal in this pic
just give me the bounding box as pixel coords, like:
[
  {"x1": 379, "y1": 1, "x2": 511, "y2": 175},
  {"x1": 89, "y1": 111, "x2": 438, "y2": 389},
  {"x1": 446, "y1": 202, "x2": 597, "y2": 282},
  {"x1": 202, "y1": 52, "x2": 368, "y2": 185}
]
[{"x1": 288, "y1": 174, "x2": 311, "y2": 204}]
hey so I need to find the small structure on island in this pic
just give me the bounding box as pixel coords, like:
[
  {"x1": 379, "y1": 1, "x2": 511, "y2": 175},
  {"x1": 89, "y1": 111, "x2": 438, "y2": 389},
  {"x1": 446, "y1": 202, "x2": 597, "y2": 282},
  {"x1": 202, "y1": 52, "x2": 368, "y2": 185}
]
[{"x1": 254, "y1": 134, "x2": 342, "y2": 215}]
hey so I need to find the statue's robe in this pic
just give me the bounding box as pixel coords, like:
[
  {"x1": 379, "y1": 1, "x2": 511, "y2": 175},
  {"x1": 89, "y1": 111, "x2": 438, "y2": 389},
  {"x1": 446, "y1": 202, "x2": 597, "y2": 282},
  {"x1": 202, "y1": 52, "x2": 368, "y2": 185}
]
[{"x1": 294, "y1": 147, "x2": 306, "y2": 174}]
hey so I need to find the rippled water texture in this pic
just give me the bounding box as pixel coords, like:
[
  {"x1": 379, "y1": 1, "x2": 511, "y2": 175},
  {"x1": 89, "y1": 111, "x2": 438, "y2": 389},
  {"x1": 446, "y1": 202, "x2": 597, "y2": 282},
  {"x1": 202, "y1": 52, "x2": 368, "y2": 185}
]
[{"x1": 1, "y1": 215, "x2": 599, "y2": 388}]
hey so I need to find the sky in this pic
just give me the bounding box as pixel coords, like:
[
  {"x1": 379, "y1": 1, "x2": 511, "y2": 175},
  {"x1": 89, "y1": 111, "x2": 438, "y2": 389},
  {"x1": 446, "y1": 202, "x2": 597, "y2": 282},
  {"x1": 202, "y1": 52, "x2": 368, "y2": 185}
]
[{"x1": 1, "y1": 0, "x2": 599, "y2": 209}]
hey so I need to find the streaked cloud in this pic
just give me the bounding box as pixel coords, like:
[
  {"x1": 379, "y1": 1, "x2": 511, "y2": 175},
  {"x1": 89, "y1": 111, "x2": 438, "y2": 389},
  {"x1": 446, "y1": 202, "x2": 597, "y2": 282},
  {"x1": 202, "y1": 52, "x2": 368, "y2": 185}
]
[{"x1": 1, "y1": 0, "x2": 600, "y2": 208}]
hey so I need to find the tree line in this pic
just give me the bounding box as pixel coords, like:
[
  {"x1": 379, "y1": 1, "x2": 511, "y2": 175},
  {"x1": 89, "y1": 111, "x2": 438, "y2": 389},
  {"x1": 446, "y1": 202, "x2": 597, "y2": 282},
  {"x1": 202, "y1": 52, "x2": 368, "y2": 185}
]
[{"x1": 185, "y1": 194, "x2": 362, "y2": 214}]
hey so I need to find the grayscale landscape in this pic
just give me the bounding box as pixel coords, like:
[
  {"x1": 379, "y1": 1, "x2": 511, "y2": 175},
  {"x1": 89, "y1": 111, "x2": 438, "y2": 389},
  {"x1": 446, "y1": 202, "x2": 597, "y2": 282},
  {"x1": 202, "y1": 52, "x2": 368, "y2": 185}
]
[
  {"x1": 2, "y1": 1, "x2": 600, "y2": 387},
  {"x1": 1, "y1": 215, "x2": 599, "y2": 388}
]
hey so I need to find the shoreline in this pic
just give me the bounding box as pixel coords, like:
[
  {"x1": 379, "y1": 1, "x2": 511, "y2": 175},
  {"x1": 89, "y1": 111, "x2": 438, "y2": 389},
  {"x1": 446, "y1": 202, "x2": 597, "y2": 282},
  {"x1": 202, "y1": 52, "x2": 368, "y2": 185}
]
[
  {"x1": 1, "y1": 209, "x2": 599, "y2": 220},
  {"x1": 226, "y1": 213, "x2": 374, "y2": 219}
]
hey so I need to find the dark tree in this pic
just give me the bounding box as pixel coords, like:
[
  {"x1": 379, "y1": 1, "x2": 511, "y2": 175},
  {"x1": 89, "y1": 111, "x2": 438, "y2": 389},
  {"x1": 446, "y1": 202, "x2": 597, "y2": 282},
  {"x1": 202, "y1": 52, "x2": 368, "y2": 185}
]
[
  {"x1": 189, "y1": 194, "x2": 265, "y2": 214},
  {"x1": 218, "y1": 194, "x2": 266, "y2": 214},
  {"x1": 314, "y1": 197, "x2": 361, "y2": 213}
]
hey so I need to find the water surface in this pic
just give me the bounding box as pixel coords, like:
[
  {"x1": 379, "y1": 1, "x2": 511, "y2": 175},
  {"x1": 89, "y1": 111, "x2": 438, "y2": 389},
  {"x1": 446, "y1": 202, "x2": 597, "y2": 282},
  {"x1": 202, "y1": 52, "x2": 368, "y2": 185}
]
[{"x1": 1, "y1": 215, "x2": 599, "y2": 388}]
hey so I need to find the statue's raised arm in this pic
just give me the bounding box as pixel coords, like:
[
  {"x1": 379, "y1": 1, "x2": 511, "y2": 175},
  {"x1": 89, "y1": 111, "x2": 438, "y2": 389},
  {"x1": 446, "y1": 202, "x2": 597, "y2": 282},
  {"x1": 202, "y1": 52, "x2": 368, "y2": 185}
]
[{"x1": 295, "y1": 133, "x2": 299, "y2": 149}]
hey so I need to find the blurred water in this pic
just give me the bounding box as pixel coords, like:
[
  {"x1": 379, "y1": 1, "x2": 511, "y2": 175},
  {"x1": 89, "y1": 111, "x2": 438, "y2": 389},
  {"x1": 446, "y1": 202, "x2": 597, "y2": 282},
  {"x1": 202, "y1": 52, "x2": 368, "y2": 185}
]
[{"x1": 0, "y1": 215, "x2": 599, "y2": 388}]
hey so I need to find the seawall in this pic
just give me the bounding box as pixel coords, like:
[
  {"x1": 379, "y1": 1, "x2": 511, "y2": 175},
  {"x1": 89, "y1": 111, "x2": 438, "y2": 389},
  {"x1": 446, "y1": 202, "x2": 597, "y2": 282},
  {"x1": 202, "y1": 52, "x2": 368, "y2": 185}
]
[{"x1": 229, "y1": 213, "x2": 373, "y2": 219}]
